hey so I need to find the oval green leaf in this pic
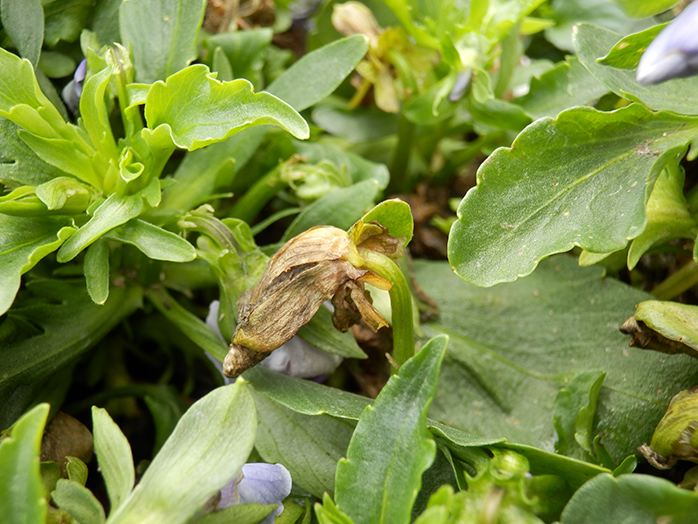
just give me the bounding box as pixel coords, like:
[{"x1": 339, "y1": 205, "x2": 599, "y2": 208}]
[{"x1": 144, "y1": 64, "x2": 309, "y2": 151}]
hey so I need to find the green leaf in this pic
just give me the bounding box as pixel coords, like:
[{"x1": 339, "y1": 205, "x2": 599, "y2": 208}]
[
  {"x1": 158, "y1": 126, "x2": 267, "y2": 217},
  {"x1": 552, "y1": 370, "x2": 606, "y2": 460},
  {"x1": 0, "y1": 214, "x2": 75, "y2": 315},
  {"x1": 294, "y1": 141, "x2": 389, "y2": 188},
  {"x1": 66, "y1": 457, "x2": 89, "y2": 486},
  {"x1": 144, "y1": 65, "x2": 309, "y2": 151},
  {"x1": 43, "y1": 0, "x2": 92, "y2": 45},
  {"x1": 35, "y1": 176, "x2": 93, "y2": 213},
  {"x1": 252, "y1": 390, "x2": 354, "y2": 498},
  {"x1": 316, "y1": 494, "x2": 356, "y2": 524},
  {"x1": 267, "y1": 35, "x2": 369, "y2": 112},
  {"x1": 575, "y1": 23, "x2": 698, "y2": 114},
  {"x1": 106, "y1": 219, "x2": 196, "y2": 262},
  {"x1": 244, "y1": 365, "x2": 373, "y2": 421},
  {"x1": 52, "y1": 479, "x2": 106, "y2": 524},
  {"x1": 79, "y1": 64, "x2": 119, "y2": 160},
  {"x1": 84, "y1": 239, "x2": 110, "y2": 305},
  {"x1": 311, "y1": 106, "x2": 398, "y2": 143},
  {"x1": 108, "y1": 382, "x2": 257, "y2": 524},
  {"x1": 57, "y1": 181, "x2": 160, "y2": 262},
  {"x1": 91, "y1": 0, "x2": 121, "y2": 47},
  {"x1": 560, "y1": 473, "x2": 698, "y2": 523},
  {"x1": 0, "y1": 404, "x2": 49, "y2": 524},
  {"x1": 1, "y1": 0, "x2": 44, "y2": 66},
  {"x1": 615, "y1": 0, "x2": 680, "y2": 18},
  {"x1": 145, "y1": 287, "x2": 229, "y2": 362},
  {"x1": 627, "y1": 162, "x2": 697, "y2": 269},
  {"x1": 596, "y1": 24, "x2": 666, "y2": 70},
  {"x1": 352, "y1": 199, "x2": 414, "y2": 246},
  {"x1": 282, "y1": 180, "x2": 383, "y2": 241},
  {"x1": 0, "y1": 284, "x2": 143, "y2": 429},
  {"x1": 244, "y1": 363, "x2": 604, "y2": 488},
  {"x1": 334, "y1": 336, "x2": 447, "y2": 524},
  {"x1": 545, "y1": 0, "x2": 646, "y2": 52},
  {"x1": 38, "y1": 51, "x2": 78, "y2": 79},
  {"x1": 203, "y1": 28, "x2": 272, "y2": 89},
  {"x1": 448, "y1": 104, "x2": 698, "y2": 287},
  {"x1": 141, "y1": 385, "x2": 186, "y2": 454},
  {"x1": 0, "y1": 118, "x2": 64, "y2": 187},
  {"x1": 188, "y1": 504, "x2": 275, "y2": 524},
  {"x1": 417, "y1": 257, "x2": 698, "y2": 464},
  {"x1": 91, "y1": 406, "x2": 135, "y2": 513},
  {"x1": 297, "y1": 306, "x2": 367, "y2": 360},
  {"x1": 0, "y1": 47, "x2": 89, "y2": 162},
  {"x1": 245, "y1": 365, "x2": 497, "y2": 446},
  {"x1": 119, "y1": 0, "x2": 206, "y2": 84},
  {"x1": 515, "y1": 57, "x2": 608, "y2": 120}
]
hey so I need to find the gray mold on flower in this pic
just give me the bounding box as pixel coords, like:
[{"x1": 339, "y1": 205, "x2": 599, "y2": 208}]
[{"x1": 637, "y1": 2, "x2": 698, "y2": 85}]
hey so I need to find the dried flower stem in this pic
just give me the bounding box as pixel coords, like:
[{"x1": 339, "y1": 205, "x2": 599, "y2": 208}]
[{"x1": 357, "y1": 247, "x2": 415, "y2": 367}]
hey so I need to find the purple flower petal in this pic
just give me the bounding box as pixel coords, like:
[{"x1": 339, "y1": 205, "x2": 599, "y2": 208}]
[
  {"x1": 219, "y1": 463, "x2": 293, "y2": 524},
  {"x1": 637, "y1": 2, "x2": 698, "y2": 84}
]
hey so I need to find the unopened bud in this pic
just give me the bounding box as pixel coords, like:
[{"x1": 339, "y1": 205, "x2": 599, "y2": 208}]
[
  {"x1": 639, "y1": 386, "x2": 698, "y2": 469},
  {"x1": 332, "y1": 2, "x2": 383, "y2": 48}
]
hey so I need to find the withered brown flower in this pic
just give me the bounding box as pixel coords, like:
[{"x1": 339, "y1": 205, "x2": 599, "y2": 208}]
[{"x1": 223, "y1": 223, "x2": 402, "y2": 378}]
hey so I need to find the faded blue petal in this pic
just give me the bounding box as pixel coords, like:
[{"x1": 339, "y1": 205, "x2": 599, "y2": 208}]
[
  {"x1": 62, "y1": 59, "x2": 88, "y2": 114},
  {"x1": 637, "y1": 2, "x2": 698, "y2": 84},
  {"x1": 206, "y1": 300, "x2": 343, "y2": 380},
  {"x1": 219, "y1": 463, "x2": 293, "y2": 524},
  {"x1": 262, "y1": 336, "x2": 343, "y2": 378}
]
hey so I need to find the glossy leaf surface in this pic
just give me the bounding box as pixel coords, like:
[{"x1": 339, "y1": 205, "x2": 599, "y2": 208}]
[
  {"x1": 144, "y1": 65, "x2": 309, "y2": 151},
  {"x1": 449, "y1": 104, "x2": 698, "y2": 286},
  {"x1": 119, "y1": 0, "x2": 206, "y2": 84},
  {"x1": 334, "y1": 336, "x2": 447, "y2": 524},
  {"x1": 418, "y1": 257, "x2": 698, "y2": 463}
]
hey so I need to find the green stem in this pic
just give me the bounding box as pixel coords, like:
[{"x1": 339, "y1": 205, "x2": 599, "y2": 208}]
[
  {"x1": 652, "y1": 260, "x2": 698, "y2": 300},
  {"x1": 229, "y1": 164, "x2": 286, "y2": 223},
  {"x1": 358, "y1": 248, "x2": 415, "y2": 368},
  {"x1": 112, "y1": 45, "x2": 143, "y2": 139},
  {"x1": 387, "y1": 112, "x2": 416, "y2": 195}
]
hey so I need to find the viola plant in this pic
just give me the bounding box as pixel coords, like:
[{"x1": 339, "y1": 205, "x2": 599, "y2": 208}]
[{"x1": 6, "y1": 0, "x2": 698, "y2": 523}]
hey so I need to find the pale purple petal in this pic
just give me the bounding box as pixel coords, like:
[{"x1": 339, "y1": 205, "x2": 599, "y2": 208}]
[
  {"x1": 638, "y1": 2, "x2": 698, "y2": 84},
  {"x1": 219, "y1": 463, "x2": 292, "y2": 524}
]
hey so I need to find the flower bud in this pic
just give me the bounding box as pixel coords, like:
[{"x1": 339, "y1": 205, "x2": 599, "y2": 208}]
[
  {"x1": 332, "y1": 2, "x2": 383, "y2": 48},
  {"x1": 223, "y1": 224, "x2": 398, "y2": 378},
  {"x1": 639, "y1": 386, "x2": 698, "y2": 469},
  {"x1": 637, "y1": 2, "x2": 698, "y2": 85}
]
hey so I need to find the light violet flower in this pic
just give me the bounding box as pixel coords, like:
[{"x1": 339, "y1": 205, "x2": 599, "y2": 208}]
[
  {"x1": 637, "y1": 2, "x2": 698, "y2": 85},
  {"x1": 219, "y1": 463, "x2": 293, "y2": 524},
  {"x1": 61, "y1": 59, "x2": 87, "y2": 114}
]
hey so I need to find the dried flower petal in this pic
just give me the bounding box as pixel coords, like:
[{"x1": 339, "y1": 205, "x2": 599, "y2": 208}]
[{"x1": 223, "y1": 225, "x2": 392, "y2": 377}]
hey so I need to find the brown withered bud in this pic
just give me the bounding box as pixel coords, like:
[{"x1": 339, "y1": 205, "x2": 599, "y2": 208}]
[
  {"x1": 620, "y1": 316, "x2": 698, "y2": 360},
  {"x1": 332, "y1": 2, "x2": 383, "y2": 48},
  {"x1": 223, "y1": 224, "x2": 399, "y2": 378}
]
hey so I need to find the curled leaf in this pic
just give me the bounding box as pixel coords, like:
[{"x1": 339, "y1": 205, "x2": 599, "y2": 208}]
[{"x1": 223, "y1": 224, "x2": 400, "y2": 378}]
